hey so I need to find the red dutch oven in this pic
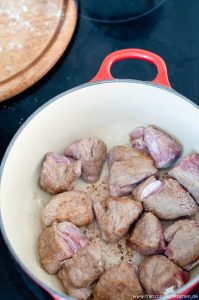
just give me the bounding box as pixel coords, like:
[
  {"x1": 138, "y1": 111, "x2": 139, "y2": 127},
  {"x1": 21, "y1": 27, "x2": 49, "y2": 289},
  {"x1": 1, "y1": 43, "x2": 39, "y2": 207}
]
[{"x1": 0, "y1": 49, "x2": 199, "y2": 299}]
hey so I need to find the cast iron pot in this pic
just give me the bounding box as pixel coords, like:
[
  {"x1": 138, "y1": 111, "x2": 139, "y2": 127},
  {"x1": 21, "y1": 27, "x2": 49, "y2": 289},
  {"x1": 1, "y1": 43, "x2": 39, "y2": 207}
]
[{"x1": 0, "y1": 49, "x2": 199, "y2": 299}]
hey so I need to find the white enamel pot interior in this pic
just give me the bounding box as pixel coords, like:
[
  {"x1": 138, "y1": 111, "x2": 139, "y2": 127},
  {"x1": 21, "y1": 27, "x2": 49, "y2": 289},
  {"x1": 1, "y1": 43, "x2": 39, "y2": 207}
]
[{"x1": 0, "y1": 49, "x2": 199, "y2": 300}]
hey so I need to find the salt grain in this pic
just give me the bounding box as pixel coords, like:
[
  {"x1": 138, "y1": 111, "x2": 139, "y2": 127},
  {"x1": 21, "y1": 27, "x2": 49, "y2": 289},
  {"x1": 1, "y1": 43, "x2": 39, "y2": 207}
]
[
  {"x1": 8, "y1": 41, "x2": 23, "y2": 50},
  {"x1": 5, "y1": 66, "x2": 11, "y2": 72},
  {"x1": 22, "y1": 5, "x2": 28, "y2": 12}
]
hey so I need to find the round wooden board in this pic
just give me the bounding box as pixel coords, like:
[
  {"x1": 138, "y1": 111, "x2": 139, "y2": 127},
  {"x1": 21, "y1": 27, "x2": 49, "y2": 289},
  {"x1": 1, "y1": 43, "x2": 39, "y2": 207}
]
[{"x1": 0, "y1": 0, "x2": 77, "y2": 102}]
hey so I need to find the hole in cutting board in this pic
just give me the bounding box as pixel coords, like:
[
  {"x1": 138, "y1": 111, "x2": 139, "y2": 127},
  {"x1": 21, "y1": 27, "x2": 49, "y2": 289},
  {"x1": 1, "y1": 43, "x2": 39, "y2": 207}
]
[{"x1": 111, "y1": 59, "x2": 157, "y2": 81}]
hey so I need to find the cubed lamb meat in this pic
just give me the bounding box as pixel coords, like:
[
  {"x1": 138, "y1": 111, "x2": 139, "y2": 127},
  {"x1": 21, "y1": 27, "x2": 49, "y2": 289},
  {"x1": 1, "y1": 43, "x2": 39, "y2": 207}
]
[
  {"x1": 93, "y1": 197, "x2": 142, "y2": 242},
  {"x1": 139, "y1": 255, "x2": 189, "y2": 296},
  {"x1": 64, "y1": 137, "x2": 107, "y2": 183},
  {"x1": 130, "y1": 126, "x2": 182, "y2": 169},
  {"x1": 132, "y1": 176, "x2": 162, "y2": 201},
  {"x1": 129, "y1": 212, "x2": 165, "y2": 255},
  {"x1": 169, "y1": 153, "x2": 199, "y2": 204},
  {"x1": 39, "y1": 152, "x2": 81, "y2": 194},
  {"x1": 58, "y1": 243, "x2": 104, "y2": 300},
  {"x1": 93, "y1": 262, "x2": 143, "y2": 300},
  {"x1": 58, "y1": 284, "x2": 91, "y2": 300},
  {"x1": 133, "y1": 176, "x2": 198, "y2": 219},
  {"x1": 42, "y1": 191, "x2": 93, "y2": 227},
  {"x1": 107, "y1": 145, "x2": 149, "y2": 167},
  {"x1": 130, "y1": 127, "x2": 149, "y2": 153},
  {"x1": 108, "y1": 156, "x2": 157, "y2": 197},
  {"x1": 164, "y1": 220, "x2": 199, "y2": 270},
  {"x1": 38, "y1": 221, "x2": 88, "y2": 274}
]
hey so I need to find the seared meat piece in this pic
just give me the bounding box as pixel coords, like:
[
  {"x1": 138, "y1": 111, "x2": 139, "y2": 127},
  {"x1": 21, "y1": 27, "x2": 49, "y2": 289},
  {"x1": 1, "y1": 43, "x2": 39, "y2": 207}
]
[
  {"x1": 93, "y1": 197, "x2": 142, "y2": 242},
  {"x1": 129, "y1": 212, "x2": 165, "y2": 255},
  {"x1": 93, "y1": 262, "x2": 143, "y2": 300},
  {"x1": 139, "y1": 255, "x2": 189, "y2": 296},
  {"x1": 65, "y1": 137, "x2": 107, "y2": 183},
  {"x1": 58, "y1": 243, "x2": 104, "y2": 300},
  {"x1": 130, "y1": 127, "x2": 149, "y2": 153},
  {"x1": 130, "y1": 126, "x2": 182, "y2": 168},
  {"x1": 42, "y1": 191, "x2": 93, "y2": 227},
  {"x1": 169, "y1": 153, "x2": 199, "y2": 204},
  {"x1": 107, "y1": 145, "x2": 148, "y2": 167},
  {"x1": 132, "y1": 176, "x2": 162, "y2": 201},
  {"x1": 164, "y1": 220, "x2": 199, "y2": 270},
  {"x1": 109, "y1": 157, "x2": 157, "y2": 197},
  {"x1": 57, "y1": 284, "x2": 91, "y2": 300},
  {"x1": 38, "y1": 221, "x2": 88, "y2": 274},
  {"x1": 133, "y1": 177, "x2": 198, "y2": 219},
  {"x1": 39, "y1": 152, "x2": 81, "y2": 194}
]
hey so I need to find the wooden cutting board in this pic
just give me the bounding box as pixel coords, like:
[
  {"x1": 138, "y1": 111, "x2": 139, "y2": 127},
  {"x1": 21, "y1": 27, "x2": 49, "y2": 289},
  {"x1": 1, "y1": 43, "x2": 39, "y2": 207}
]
[{"x1": 0, "y1": 0, "x2": 77, "y2": 102}]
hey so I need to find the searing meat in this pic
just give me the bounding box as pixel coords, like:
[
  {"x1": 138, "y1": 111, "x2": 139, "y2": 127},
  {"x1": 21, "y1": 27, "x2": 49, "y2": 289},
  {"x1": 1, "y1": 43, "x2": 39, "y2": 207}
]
[
  {"x1": 42, "y1": 191, "x2": 93, "y2": 227},
  {"x1": 109, "y1": 157, "x2": 157, "y2": 197},
  {"x1": 93, "y1": 262, "x2": 143, "y2": 300},
  {"x1": 39, "y1": 152, "x2": 81, "y2": 194},
  {"x1": 65, "y1": 137, "x2": 107, "y2": 183},
  {"x1": 164, "y1": 220, "x2": 199, "y2": 270},
  {"x1": 93, "y1": 197, "x2": 142, "y2": 242},
  {"x1": 38, "y1": 222, "x2": 88, "y2": 274},
  {"x1": 129, "y1": 212, "x2": 165, "y2": 255},
  {"x1": 107, "y1": 145, "x2": 149, "y2": 167},
  {"x1": 58, "y1": 243, "x2": 104, "y2": 300},
  {"x1": 57, "y1": 284, "x2": 91, "y2": 300},
  {"x1": 130, "y1": 126, "x2": 182, "y2": 168},
  {"x1": 139, "y1": 255, "x2": 189, "y2": 296},
  {"x1": 169, "y1": 153, "x2": 199, "y2": 204},
  {"x1": 132, "y1": 176, "x2": 161, "y2": 201},
  {"x1": 133, "y1": 177, "x2": 198, "y2": 219},
  {"x1": 130, "y1": 127, "x2": 149, "y2": 152}
]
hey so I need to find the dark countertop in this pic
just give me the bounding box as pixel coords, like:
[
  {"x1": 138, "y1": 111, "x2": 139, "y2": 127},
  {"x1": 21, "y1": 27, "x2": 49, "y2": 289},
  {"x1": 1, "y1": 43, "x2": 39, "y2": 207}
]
[{"x1": 0, "y1": 0, "x2": 199, "y2": 299}]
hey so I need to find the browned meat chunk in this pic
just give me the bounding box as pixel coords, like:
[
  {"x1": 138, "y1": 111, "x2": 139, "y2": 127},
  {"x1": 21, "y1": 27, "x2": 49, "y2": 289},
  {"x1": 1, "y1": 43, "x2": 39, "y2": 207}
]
[
  {"x1": 132, "y1": 176, "x2": 162, "y2": 201},
  {"x1": 58, "y1": 284, "x2": 91, "y2": 300},
  {"x1": 93, "y1": 197, "x2": 142, "y2": 242},
  {"x1": 109, "y1": 157, "x2": 157, "y2": 197},
  {"x1": 133, "y1": 177, "x2": 198, "y2": 219},
  {"x1": 39, "y1": 152, "x2": 81, "y2": 194},
  {"x1": 93, "y1": 262, "x2": 143, "y2": 300},
  {"x1": 42, "y1": 191, "x2": 93, "y2": 227},
  {"x1": 130, "y1": 126, "x2": 182, "y2": 169},
  {"x1": 130, "y1": 127, "x2": 149, "y2": 153},
  {"x1": 65, "y1": 137, "x2": 107, "y2": 183},
  {"x1": 129, "y1": 212, "x2": 165, "y2": 255},
  {"x1": 139, "y1": 255, "x2": 189, "y2": 296},
  {"x1": 107, "y1": 145, "x2": 148, "y2": 167},
  {"x1": 164, "y1": 220, "x2": 199, "y2": 270},
  {"x1": 169, "y1": 153, "x2": 199, "y2": 204},
  {"x1": 38, "y1": 221, "x2": 88, "y2": 274},
  {"x1": 58, "y1": 243, "x2": 104, "y2": 300}
]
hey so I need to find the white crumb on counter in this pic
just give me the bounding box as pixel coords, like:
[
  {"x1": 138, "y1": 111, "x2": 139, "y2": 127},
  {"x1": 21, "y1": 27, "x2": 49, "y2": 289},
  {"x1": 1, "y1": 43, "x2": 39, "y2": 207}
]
[{"x1": 8, "y1": 41, "x2": 23, "y2": 49}]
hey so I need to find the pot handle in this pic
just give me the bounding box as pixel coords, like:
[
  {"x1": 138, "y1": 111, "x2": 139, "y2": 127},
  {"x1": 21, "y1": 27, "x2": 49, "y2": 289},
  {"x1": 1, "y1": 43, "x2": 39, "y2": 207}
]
[{"x1": 91, "y1": 48, "x2": 171, "y2": 88}]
